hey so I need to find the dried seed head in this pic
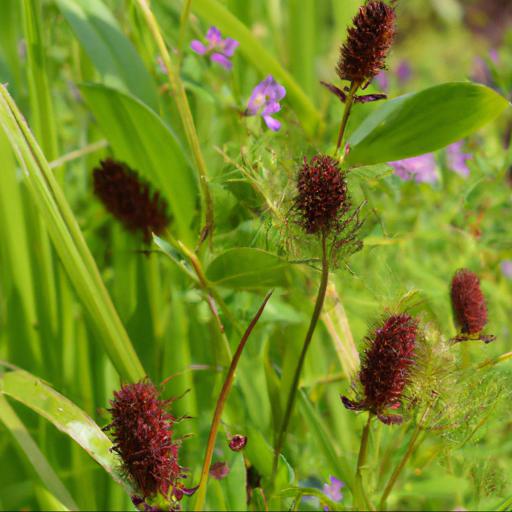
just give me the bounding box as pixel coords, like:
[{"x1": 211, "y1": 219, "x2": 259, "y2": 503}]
[
  {"x1": 295, "y1": 155, "x2": 350, "y2": 235},
  {"x1": 342, "y1": 313, "x2": 418, "y2": 424},
  {"x1": 105, "y1": 381, "x2": 182, "y2": 499},
  {"x1": 450, "y1": 269, "x2": 488, "y2": 336},
  {"x1": 93, "y1": 158, "x2": 169, "y2": 243},
  {"x1": 337, "y1": 1, "x2": 396, "y2": 85}
]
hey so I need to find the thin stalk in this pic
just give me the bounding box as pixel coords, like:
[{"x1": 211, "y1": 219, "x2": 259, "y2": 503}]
[
  {"x1": 354, "y1": 413, "x2": 374, "y2": 511},
  {"x1": 193, "y1": 291, "x2": 273, "y2": 511},
  {"x1": 379, "y1": 405, "x2": 431, "y2": 510},
  {"x1": 271, "y1": 233, "x2": 329, "y2": 482},
  {"x1": 335, "y1": 81, "x2": 360, "y2": 154},
  {"x1": 177, "y1": 0, "x2": 193, "y2": 54},
  {"x1": 476, "y1": 351, "x2": 512, "y2": 370},
  {"x1": 136, "y1": 0, "x2": 214, "y2": 247},
  {"x1": 49, "y1": 139, "x2": 108, "y2": 170}
]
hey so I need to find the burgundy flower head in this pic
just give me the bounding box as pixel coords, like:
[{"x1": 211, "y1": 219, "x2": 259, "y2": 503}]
[
  {"x1": 337, "y1": 1, "x2": 396, "y2": 85},
  {"x1": 93, "y1": 158, "x2": 169, "y2": 243},
  {"x1": 228, "y1": 434, "x2": 247, "y2": 452},
  {"x1": 450, "y1": 269, "x2": 495, "y2": 343},
  {"x1": 295, "y1": 155, "x2": 350, "y2": 235},
  {"x1": 342, "y1": 313, "x2": 418, "y2": 425},
  {"x1": 105, "y1": 381, "x2": 188, "y2": 504}
]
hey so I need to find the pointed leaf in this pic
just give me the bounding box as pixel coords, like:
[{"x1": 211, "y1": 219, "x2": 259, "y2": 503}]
[{"x1": 346, "y1": 82, "x2": 509, "y2": 166}]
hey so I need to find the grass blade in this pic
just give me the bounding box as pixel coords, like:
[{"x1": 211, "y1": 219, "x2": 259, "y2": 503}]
[{"x1": 0, "y1": 84, "x2": 145, "y2": 382}]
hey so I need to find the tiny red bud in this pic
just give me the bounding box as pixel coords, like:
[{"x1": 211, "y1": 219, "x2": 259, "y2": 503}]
[
  {"x1": 209, "y1": 461, "x2": 230, "y2": 480},
  {"x1": 228, "y1": 434, "x2": 247, "y2": 451}
]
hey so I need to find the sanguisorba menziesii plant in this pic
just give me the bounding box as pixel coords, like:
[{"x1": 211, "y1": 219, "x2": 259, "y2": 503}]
[
  {"x1": 106, "y1": 381, "x2": 196, "y2": 511},
  {"x1": 2, "y1": 0, "x2": 512, "y2": 510}
]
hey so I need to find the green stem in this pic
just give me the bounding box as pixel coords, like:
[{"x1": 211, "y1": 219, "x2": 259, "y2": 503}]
[
  {"x1": 335, "y1": 81, "x2": 360, "y2": 154},
  {"x1": 379, "y1": 406, "x2": 430, "y2": 510},
  {"x1": 177, "y1": 0, "x2": 193, "y2": 54},
  {"x1": 271, "y1": 233, "x2": 329, "y2": 483},
  {"x1": 193, "y1": 291, "x2": 273, "y2": 511},
  {"x1": 136, "y1": 0, "x2": 214, "y2": 247},
  {"x1": 354, "y1": 413, "x2": 374, "y2": 511},
  {"x1": 477, "y1": 351, "x2": 512, "y2": 370}
]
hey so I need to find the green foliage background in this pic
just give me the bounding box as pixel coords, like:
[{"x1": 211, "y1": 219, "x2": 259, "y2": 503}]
[{"x1": 0, "y1": 0, "x2": 511, "y2": 510}]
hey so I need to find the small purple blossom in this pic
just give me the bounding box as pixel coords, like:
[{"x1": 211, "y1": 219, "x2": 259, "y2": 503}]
[
  {"x1": 209, "y1": 461, "x2": 229, "y2": 480},
  {"x1": 190, "y1": 26, "x2": 239, "y2": 70},
  {"x1": 396, "y1": 59, "x2": 412, "y2": 85},
  {"x1": 323, "y1": 476, "x2": 344, "y2": 510},
  {"x1": 389, "y1": 154, "x2": 438, "y2": 184},
  {"x1": 375, "y1": 71, "x2": 389, "y2": 92},
  {"x1": 501, "y1": 260, "x2": 512, "y2": 279},
  {"x1": 245, "y1": 75, "x2": 286, "y2": 131},
  {"x1": 447, "y1": 141, "x2": 472, "y2": 177}
]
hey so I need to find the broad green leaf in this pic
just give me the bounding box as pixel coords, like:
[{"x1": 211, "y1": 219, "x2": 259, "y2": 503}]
[
  {"x1": 0, "y1": 395, "x2": 78, "y2": 510},
  {"x1": 81, "y1": 84, "x2": 197, "y2": 243},
  {"x1": 224, "y1": 452, "x2": 247, "y2": 512},
  {"x1": 346, "y1": 82, "x2": 509, "y2": 166},
  {"x1": 56, "y1": 0, "x2": 158, "y2": 110},
  {"x1": 205, "y1": 248, "x2": 292, "y2": 290},
  {"x1": 0, "y1": 368, "x2": 129, "y2": 493},
  {"x1": 191, "y1": 0, "x2": 322, "y2": 136},
  {"x1": 0, "y1": 84, "x2": 144, "y2": 382}
]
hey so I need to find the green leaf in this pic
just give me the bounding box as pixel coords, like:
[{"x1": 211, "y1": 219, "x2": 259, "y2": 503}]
[
  {"x1": 346, "y1": 82, "x2": 509, "y2": 166},
  {"x1": 80, "y1": 84, "x2": 197, "y2": 244},
  {"x1": 0, "y1": 395, "x2": 78, "y2": 510},
  {"x1": 0, "y1": 84, "x2": 145, "y2": 382},
  {"x1": 205, "y1": 248, "x2": 292, "y2": 290},
  {"x1": 495, "y1": 495, "x2": 512, "y2": 512},
  {"x1": 190, "y1": 0, "x2": 322, "y2": 136},
  {"x1": 56, "y1": 0, "x2": 158, "y2": 110},
  {"x1": 0, "y1": 368, "x2": 130, "y2": 493}
]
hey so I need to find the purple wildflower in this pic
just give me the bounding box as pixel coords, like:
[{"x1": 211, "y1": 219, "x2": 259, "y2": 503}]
[
  {"x1": 375, "y1": 71, "x2": 389, "y2": 92},
  {"x1": 245, "y1": 75, "x2": 286, "y2": 131},
  {"x1": 323, "y1": 476, "x2": 344, "y2": 502},
  {"x1": 389, "y1": 154, "x2": 438, "y2": 184},
  {"x1": 447, "y1": 141, "x2": 472, "y2": 177},
  {"x1": 190, "y1": 26, "x2": 239, "y2": 70},
  {"x1": 396, "y1": 59, "x2": 412, "y2": 85},
  {"x1": 209, "y1": 461, "x2": 229, "y2": 480},
  {"x1": 501, "y1": 260, "x2": 512, "y2": 279}
]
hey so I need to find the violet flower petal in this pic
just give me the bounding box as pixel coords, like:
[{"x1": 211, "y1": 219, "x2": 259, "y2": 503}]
[
  {"x1": 263, "y1": 115, "x2": 281, "y2": 131},
  {"x1": 262, "y1": 101, "x2": 281, "y2": 116},
  {"x1": 211, "y1": 53, "x2": 232, "y2": 69},
  {"x1": 206, "y1": 26, "x2": 222, "y2": 45},
  {"x1": 501, "y1": 260, "x2": 512, "y2": 279},
  {"x1": 190, "y1": 40, "x2": 207, "y2": 55},
  {"x1": 222, "y1": 38, "x2": 239, "y2": 57}
]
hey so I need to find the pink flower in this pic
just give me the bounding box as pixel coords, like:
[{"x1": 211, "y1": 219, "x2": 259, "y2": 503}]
[
  {"x1": 245, "y1": 75, "x2": 286, "y2": 131},
  {"x1": 190, "y1": 26, "x2": 239, "y2": 70},
  {"x1": 389, "y1": 154, "x2": 438, "y2": 183},
  {"x1": 446, "y1": 141, "x2": 472, "y2": 177}
]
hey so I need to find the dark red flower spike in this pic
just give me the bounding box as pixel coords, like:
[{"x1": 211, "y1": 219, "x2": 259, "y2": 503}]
[
  {"x1": 342, "y1": 313, "x2": 418, "y2": 425},
  {"x1": 105, "y1": 381, "x2": 194, "y2": 509},
  {"x1": 93, "y1": 158, "x2": 169, "y2": 243},
  {"x1": 337, "y1": 1, "x2": 396, "y2": 86},
  {"x1": 450, "y1": 268, "x2": 495, "y2": 343}
]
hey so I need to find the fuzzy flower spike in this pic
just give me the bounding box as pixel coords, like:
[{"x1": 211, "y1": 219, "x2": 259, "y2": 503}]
[
  {"x1": 190, "y1": 26, "x2": 239, "y2": 70},
  {"x1": 342, "y1": 313, "x2": 418, "y2": 425},
  {"x1": 105, "y1": 381, "x2": 196, "y2": 511},
  {"x1": 322, "y1": 0, "x2": 396, "y2": 105},
  {"x1": 93, "y1": 159, "x2": 169, "y2": 244},
  {"x1": 245, "y1": 75, "x2": 286, "y2": 131},
  {"x1": 294, "y1": 155, "x2": 362, "y2": 261},
  {"x1": 450, "y1": 269, "x2": 495, "y2": 343}
]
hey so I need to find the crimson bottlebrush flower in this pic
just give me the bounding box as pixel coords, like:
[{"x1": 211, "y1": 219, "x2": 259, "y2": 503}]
[
  {"x1": 105, "y1": 381, "x2": 192, "y2": 506},
  {"x1": 93, "y1": 158, "x2": 169, "y2": 243},
  {"x1": 228, "y1": 434, "x2": 247, "y2": 452},
  {"x1": 342, "y1": 313, "x2": 418, "y2": 425},
  {"x1": 337, "y1": 1, "x2": 396, "y2": 86},
  {"x1": 295, "y1": 155, "x2": 350, "y2": 235},
  {"x1": 450, "y1": 269, "x2": 495, "y2": 343}
]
